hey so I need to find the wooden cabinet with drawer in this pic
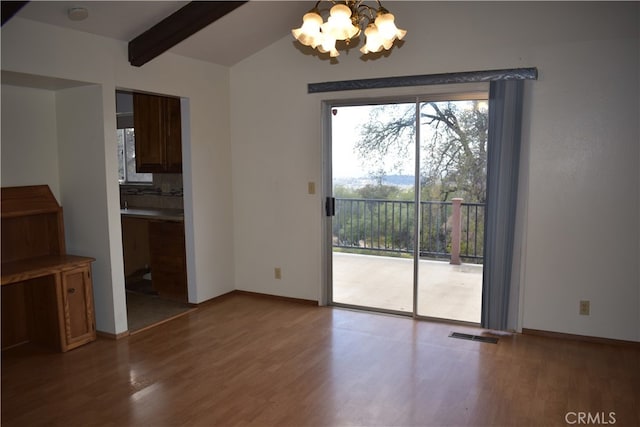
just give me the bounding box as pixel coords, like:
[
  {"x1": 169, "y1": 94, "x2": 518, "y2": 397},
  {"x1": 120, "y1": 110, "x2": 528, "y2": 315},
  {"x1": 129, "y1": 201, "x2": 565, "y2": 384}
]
[
  {"x1": 1, "y1": 185, "x2": 96, "y2": 353},
  {"x1": 60, "y1": 265, "x2": 96, "y2": 349}
]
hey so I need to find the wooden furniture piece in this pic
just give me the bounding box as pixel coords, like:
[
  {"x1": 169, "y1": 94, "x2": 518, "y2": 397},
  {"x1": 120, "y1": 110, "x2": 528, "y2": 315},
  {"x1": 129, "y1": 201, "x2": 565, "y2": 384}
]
[
  {"x1": 133, "y1": 92, "x2": 182, "y2": 173},
  {"x1": 1, "y1": 185, "x2": 96, "y2": 352}
]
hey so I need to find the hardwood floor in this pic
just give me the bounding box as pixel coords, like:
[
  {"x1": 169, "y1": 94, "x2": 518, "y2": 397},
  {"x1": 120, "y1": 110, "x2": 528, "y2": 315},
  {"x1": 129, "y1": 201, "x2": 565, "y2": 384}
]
[{"x1": 2, "y1": 292, "x2": 639, "y2": 426}]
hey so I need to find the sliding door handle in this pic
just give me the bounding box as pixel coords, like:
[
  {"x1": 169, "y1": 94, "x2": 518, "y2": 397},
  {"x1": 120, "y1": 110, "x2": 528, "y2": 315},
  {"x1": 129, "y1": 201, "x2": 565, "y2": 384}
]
[{"x1": 325, "y1": 197, "x2": 336, "y2": 217}]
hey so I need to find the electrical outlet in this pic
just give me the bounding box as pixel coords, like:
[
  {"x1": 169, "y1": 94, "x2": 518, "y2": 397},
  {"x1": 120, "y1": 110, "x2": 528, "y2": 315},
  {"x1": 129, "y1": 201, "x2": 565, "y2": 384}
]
[
  {"x1": 274, "y1": 268, "x2": 282, "y2": 280},
  {"x1": 579, "y1": 300, "x2": 590, "y2": 316}
]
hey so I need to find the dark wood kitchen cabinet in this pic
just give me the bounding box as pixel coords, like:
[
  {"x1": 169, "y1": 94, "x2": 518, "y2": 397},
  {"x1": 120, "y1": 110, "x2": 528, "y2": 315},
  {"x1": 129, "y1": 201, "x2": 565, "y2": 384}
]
[
  {"x1": 133, "y1": 93, "x2": 182, "y2": 173},
  {"x1": 148, "y1": 220, "x2": 187, "y2": 302}
]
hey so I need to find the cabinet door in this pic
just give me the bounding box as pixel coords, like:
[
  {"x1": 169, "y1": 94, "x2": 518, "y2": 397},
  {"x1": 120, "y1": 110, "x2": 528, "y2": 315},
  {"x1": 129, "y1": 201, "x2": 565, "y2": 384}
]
[
  {"x1": 133, "y1": 93, "x2": 183, "y2": 174},
  {"x1": 149, "y1": 220, "x2": 187, "y2": 302},
  {"x1": 133, "y1": 93, "x2": 165, "y2": 173},
  {"x1": 164, "y1": 97, "x2": 183, "y2": 173},
  {"x1": 60, "y1": 265, "x2": 96, "y2": 351}
]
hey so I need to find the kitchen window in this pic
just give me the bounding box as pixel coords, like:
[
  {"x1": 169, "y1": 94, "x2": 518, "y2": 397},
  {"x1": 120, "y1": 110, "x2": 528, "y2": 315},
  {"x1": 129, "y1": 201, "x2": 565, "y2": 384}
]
[{"x1": 117, "y1": 127, "x2": 152, "y2": 184}]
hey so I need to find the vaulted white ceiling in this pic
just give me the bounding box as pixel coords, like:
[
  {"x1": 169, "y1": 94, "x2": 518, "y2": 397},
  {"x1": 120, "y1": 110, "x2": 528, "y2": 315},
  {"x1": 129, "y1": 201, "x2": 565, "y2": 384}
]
[{"x1": 16, "y1": 1, "x2": 313, "y2": 66}]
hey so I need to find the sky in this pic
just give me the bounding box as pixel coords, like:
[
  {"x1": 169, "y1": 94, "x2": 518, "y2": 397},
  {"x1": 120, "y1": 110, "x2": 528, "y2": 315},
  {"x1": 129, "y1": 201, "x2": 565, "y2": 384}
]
[
  {"x1": 331, "y1": 105, "x2": 370, "y2": 179},
  {"x1": 331, "y1": 104, "x2": 415, "y2": 180}
]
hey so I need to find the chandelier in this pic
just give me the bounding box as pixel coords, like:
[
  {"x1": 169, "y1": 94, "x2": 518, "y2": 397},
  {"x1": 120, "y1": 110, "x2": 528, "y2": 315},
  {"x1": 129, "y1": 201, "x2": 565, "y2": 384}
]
[{"x1": 291, "y1": 0, "x2": 407, "y2": 58}]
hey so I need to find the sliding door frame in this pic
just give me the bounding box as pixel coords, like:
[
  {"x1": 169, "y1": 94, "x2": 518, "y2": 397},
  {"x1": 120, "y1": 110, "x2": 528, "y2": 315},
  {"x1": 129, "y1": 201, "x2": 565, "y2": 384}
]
[
  {"x1": 322, "y1": 90, "x2": 489, "y2": 323},
  {"x1": 322, "y1": 95, "x2": 419, "y2": 318}
]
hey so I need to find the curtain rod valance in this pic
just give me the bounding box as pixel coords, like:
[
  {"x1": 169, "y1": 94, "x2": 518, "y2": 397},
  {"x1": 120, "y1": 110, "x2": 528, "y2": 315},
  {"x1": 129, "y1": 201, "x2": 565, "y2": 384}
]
[{"x1": 308, "y1": 67, "x2": 538, "y2": 93}]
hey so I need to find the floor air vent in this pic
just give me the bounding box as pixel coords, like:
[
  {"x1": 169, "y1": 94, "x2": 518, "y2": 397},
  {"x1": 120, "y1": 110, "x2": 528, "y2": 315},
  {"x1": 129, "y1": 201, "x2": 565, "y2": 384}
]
[{"x1": 449, "y1": 332, "x2": 498, "y2": 344}]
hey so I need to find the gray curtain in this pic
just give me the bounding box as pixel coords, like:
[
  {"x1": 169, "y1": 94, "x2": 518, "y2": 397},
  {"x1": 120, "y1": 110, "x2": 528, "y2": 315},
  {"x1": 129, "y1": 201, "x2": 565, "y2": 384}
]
[{"x1": 481, "y1": 79, "x2": 524, "y2": 330}]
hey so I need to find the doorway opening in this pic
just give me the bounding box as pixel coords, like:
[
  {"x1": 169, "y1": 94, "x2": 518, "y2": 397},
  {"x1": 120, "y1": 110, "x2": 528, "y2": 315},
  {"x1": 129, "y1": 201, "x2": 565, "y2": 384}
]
[
  {"x1": 327, "y1": 93, "x2": 487, "y2": 323},
  {"x1": 115, "y1": 90, "x2": 193, "y2": 333}
]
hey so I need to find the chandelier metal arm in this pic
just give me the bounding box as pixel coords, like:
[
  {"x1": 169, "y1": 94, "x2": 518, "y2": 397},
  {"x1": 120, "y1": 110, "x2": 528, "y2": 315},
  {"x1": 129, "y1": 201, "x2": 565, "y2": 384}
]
[{"x1": 355, "y1": 4, "x2": 376, "y2": 25}]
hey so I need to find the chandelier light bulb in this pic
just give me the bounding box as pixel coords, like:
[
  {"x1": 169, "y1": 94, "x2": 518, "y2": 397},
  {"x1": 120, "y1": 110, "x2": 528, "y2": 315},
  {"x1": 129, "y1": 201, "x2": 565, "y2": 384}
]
[
  {"x1": 360, "y1": 24, "x2": 384, "y2": 54},
  {"x1": 292, "y1": 11, "x2": 323, "y2": 48},
  {"x1": 318, "y1": 34, "x2": 339, "y2": 57},
  {"x1": 323, "y1": 4, "x2": 359, "y2": 41},
  {"x1": 374, "y1": 11, "x2": 407, "y2": 42}
]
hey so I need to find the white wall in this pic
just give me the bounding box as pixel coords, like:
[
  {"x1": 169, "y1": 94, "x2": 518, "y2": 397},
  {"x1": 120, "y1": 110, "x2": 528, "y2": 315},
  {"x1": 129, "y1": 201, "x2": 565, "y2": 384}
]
[
  {"x1": 1, "y1": 84, "x2": 60, "y2": 199},
  {"x1": 56, "y1": 85, "x2": 126, "y2": 333},
  {"x1": 231, "y1": 2, "x2": 640, "y2": 341},
  {"x1": 1, "y1": 18, "x2": 235, "y2": 334}
]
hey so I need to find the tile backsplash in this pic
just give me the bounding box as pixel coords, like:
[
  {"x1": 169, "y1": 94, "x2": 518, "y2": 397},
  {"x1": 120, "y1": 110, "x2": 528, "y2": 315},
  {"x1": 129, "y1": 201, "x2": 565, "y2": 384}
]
[{"x1": 120, "y1": 173, "x2": 183, "y2": 210}]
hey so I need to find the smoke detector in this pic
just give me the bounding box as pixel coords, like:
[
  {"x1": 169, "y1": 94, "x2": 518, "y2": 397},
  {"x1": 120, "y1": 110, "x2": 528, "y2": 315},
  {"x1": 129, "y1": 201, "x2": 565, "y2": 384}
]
[{"x1": 67, "y1": 7, "x2": 88, "y2": 21}]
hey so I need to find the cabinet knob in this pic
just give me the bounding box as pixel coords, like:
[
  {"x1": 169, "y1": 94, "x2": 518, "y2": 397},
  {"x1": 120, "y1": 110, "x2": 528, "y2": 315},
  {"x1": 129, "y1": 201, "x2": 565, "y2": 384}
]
[{"x1": 68, "y1": 287, "x2": 76, "y2": 294}]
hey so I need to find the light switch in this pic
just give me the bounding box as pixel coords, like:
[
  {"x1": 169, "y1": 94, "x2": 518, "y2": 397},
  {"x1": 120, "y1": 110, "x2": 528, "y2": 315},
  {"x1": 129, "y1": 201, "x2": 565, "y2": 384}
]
[{"x1": 308, "y1": 182, "x2": 316, "y2": 195}]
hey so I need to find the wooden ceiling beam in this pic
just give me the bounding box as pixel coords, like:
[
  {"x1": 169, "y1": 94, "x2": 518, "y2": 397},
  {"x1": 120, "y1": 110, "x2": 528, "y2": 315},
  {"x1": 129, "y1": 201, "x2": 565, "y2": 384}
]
[
  {"x1": 128, "y1": 1, "x2": 247, "y2": 67},
  {"x1": 1, "y1": 1, "x2": 29, "y2": 26}
]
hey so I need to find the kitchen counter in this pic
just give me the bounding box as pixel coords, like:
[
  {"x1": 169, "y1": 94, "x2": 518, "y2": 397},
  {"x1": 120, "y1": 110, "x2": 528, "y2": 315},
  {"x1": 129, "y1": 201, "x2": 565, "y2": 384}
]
[{"x1": 120, "y1": 207, "x2": 184, "y2": 222}]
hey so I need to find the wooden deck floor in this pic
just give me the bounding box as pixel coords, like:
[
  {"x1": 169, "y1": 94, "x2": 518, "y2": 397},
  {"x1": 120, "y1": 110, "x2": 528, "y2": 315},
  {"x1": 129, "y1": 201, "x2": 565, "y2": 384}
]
[{"x1": 2, "y1": 292, "x2": 639, "y2": 426}]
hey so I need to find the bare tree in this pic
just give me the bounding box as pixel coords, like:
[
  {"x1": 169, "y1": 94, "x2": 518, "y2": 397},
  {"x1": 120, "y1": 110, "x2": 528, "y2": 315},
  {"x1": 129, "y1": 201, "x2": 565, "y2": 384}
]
[{"x1": 355, "y1": 100, "x2": 488, "y2": 202}]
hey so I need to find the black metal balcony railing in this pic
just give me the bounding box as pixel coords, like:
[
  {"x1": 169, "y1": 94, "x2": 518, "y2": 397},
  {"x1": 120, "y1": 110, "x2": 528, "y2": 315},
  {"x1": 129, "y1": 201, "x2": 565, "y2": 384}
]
[{"x1": 333, "y1": 198, "x2": 484, "y2": 263}]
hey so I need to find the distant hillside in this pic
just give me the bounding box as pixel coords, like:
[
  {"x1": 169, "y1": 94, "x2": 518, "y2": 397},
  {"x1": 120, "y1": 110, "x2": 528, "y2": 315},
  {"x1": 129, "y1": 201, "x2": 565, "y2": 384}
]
[
  {"x1": 333, "y1": 175, "x2": 414, "y2": 188},
  {"x1": 382, "y1": 175, "x2": 414, "y2": 186}
]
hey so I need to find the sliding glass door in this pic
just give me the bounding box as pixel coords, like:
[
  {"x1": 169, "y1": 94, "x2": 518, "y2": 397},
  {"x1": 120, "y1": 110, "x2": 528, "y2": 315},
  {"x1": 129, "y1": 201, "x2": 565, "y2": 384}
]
[
  {"x1": 415, "y1": 98, "x2": 487, "y2": 323},
  {"x1": 327, "y1": 94, "x2": 488, "y2": 322},
  {"x1": 330, "y1": 103, "x2": 416, "y2": 313}
]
